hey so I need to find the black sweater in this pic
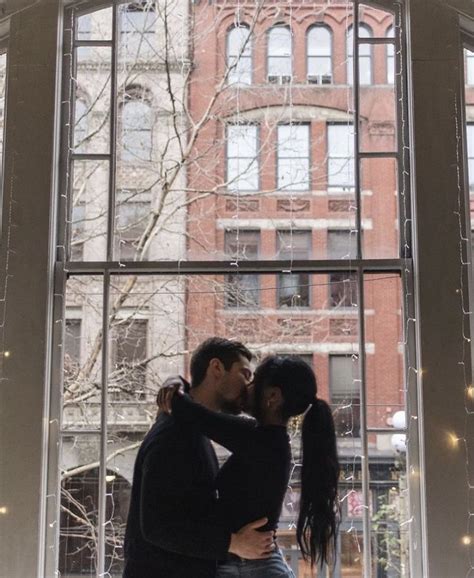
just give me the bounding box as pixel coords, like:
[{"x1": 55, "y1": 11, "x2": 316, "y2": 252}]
[
  {"x1": 171, "y1": 394, "x2": 292, "y2": 533},
  {"x1": 123, "y1": 412, "x2": 231, "y2": 578}
]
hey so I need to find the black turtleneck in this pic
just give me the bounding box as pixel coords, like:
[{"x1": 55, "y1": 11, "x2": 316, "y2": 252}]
[{"x1": 171, "y1": 394, "x2": 292, "y2": 533}]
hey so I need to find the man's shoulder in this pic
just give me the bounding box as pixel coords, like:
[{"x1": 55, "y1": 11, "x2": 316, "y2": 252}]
[{"x1": 140, "y1": 414, "x2": 199, "y2": 454}]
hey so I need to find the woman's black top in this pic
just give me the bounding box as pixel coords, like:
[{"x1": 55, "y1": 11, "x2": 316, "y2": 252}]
[{"x1": 171, "y1": 394, "x2": 292, "y2": 533}]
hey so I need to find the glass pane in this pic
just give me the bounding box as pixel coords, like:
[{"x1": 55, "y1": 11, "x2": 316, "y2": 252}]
[
  {"x1": 74, "y1": 47, "x2": 111, "y2": 154},
  {"x1": 364, "y1": 274, "x2": 406, "y2": 429},
  {"x1": 62, "y1": 276, "x2": 103, "y2": 431},
  {"x1": 76, "y1": 7, "x2": 113, "y2": 42},
  {"x1": 69, "y1": 160, "x2": 109, "y2": 261},
  {"x1": 361, "y1": 157, "x2": 399, "y2": 259},
  {"x1": 103, "y1": 440, "x2": 137, "y2": 576},
  {"x1": 369, "y1": 435, "x2": 410, "y2": 578},
  {"x1": 119, "y1": 3, "x2": 159, "y2": 62},
  {"x1": 59, "y1": 434, "x2": 100, "y2": 577},
  {"x1": 360, "y1": 44, "x2": 397, "y2": 151}
]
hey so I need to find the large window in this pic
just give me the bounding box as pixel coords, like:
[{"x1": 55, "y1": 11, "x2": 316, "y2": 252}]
[
  {"x1": 227, "y1": 124, "x2": 259, "y2": 191},
  {"x1": 267, "y1": 26, "x2": 292, "y2": 83},
  {"x1": 277, "y1": 124, "x2": 310, "y2": 191},
  {"x1": 227, "y1": 26, "x2": 252, "y2": 85},
  {"x1": 14, "y1": 2, "x2": 423, "y2": 577},
  {"x1": 307, "y1": 25, "x2": 332, "y2": 84}
]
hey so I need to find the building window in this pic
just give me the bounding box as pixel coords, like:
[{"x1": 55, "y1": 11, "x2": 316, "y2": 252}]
[
  {"x1": 111, "y1": 319, "x2": 148, "y2": 400},
  {"x1": 121, "y1": 90, "x2": 153, "y2": 162},
  {"x1": 327, "y1": 229, "x2": 358, "y2": 308},
  {"x1": 329, "y1": 354, "x2": 361, "y2": 437},
  {"x1": 347, "y1": 24, "x2": 373, "y2": 85},
  {"x1": 467, "y1": 124, "x2": 474, "y2": 191},
  {"x1": 277, "y1": 353, "x2": 314, "y2": 367},
  {"x1": 225, "y1": 230, "x2": 260, "y2": 308},
  {"x1": 267, "y1": 26, "x2": 292, "y2": 84},
  {"x1": 115, "y1": 198, "x2": 150, "y2": 261},
  {"x1": 227, "y1": 26, "x2": 252, "y2": 85},
  {"x1": 386, "y1": 25, "x2": 395, "y2": 85},
  {"x1": 307, "y1": 25, "x2": 332, "y2": 84},
  {"x1": 327, "y1": 123, "x2": 355, "y2": 191},
  {"x1": 120, "y1": 1, "x2": 157, "y2": 60},
  {"x1": 277, "y1": 230, "x2": 311, "y2": 308},
  {"x1": 277, "y1": 124, "x2": 310, "y2": 191},
  {"x1": 227, "y1": 124, "x2": 259, "y2": 191}
]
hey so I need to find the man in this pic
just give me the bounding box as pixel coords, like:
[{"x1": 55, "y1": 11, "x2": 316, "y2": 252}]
[{"x1": 123, "y1": 337, "x2": 274, "y2": 577}]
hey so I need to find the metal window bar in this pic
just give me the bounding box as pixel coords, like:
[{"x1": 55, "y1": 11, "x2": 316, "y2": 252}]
[
  {"x1": 96, "y1": 2, "x2": 119, "y2": 574},
  {"x1": 353, "y1": 3, "x2": 372, "y2": 576}
]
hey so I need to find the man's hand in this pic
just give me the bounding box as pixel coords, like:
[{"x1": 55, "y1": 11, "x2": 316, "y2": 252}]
[
  {"x1": 156, "y1": 376, "x2": 186, "y2": 414},
  {"x1": 228, "y1": 518, "x2": 275, "y2": 559}
]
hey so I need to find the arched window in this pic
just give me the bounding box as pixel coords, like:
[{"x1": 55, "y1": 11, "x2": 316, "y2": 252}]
[
  {"x1": 227, "y1": 26, "x2": 252, "y2": 85},
  {"x1": 267, "y1": 26, "x2": 292, "y2": 84},
  {"x1": 386, "y1": 25, "x2": 395, "y2": 85},
  {"x1": 307, "y1": 25, "x2": 332, "y2": 84},
  {"x1": 346, "y1": 23, "x2": 372, "y2": 85},
  {"x1": 121, "y1": 91, "x2": 153, "y2": 162}
]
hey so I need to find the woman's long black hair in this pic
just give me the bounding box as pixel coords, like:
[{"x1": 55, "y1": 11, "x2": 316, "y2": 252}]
[{"x1": 253, "y1": 356, "x2": 340, "y2": 568}]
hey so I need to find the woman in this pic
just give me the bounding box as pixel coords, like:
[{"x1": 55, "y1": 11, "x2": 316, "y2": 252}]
[{"x1": 157, "y1": 355, "x2": 340, "y2": 577}]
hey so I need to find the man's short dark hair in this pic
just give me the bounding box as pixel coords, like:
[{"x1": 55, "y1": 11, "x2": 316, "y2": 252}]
[{"x1": 190, "y1": 337, "x2": 252, "y2": 387}]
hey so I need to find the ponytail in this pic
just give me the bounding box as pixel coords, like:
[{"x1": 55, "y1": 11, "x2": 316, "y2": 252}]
[{"x1": 296, "y1": 398, "x2": 340, "y2": 568}]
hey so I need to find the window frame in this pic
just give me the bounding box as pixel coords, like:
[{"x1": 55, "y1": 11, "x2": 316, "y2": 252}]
[
  {"x1": 226, "y1": 24, "x2": 253, "y2": 86},
  {"x1": 306, "y1": 23, "x2": 333, "y2": 85},
  {"x1": 266, "y1": 24, "x2": 293, "y2": 84}
]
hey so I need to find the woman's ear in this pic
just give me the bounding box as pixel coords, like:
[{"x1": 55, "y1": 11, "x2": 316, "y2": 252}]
[{"x1": 266, "y1": 386, "x2": 284, "y2": 407}]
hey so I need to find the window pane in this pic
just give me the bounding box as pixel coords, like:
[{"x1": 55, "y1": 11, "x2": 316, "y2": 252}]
[
  {"x1": 74, "y1": 47, "x2": 111, "y2": 155},
  {"x1": 278, "y1": 125, "x2": 309, "y2": 191},
  {"x1": 62, "y1": 276, "x2": 103, "y2": 431},
  {"x1": 121, "y1": 99, "x2": 153, "y2": 162},
  {"x1": 277, "y1": 231, "x2": 311, "y2": 308},
  {"x1": 228, "y1": 26, "x2": 252, "y2": 85},
  {"x1": 268, "y1": 27, "x2": 292, "y2": 79},
  {"x1": 227, "y1": 125, "x2": 259, "y2": 191},
  {"x1": 347, "y1": 25, "x2": 372, "y2": 85},
  {"x1": 328, "y1": 124, "x2": 355, "y2": 191},
  {"x1": 120, "y1": 2, "x2": 158, "y2": 61},
  {"x1": 69, "y1": 160, "x2": 109, "y2": 262},
  {"x1": 115, "y1": 194, "x2": 150, "y2": 261},
  {"x1": 330, "y1": 354, "x2": 361, "y2": 437},
  {"x1": 59, "y1": 435, "x2": 100, "y2": 577},
  {"x1": 225, "y1": 230, "x2": 260, "y2": 308}
]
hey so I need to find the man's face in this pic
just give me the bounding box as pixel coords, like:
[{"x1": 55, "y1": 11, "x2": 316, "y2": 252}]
[{"x1": 217, "y1": 355, "x2": 253, "y2": 414}]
